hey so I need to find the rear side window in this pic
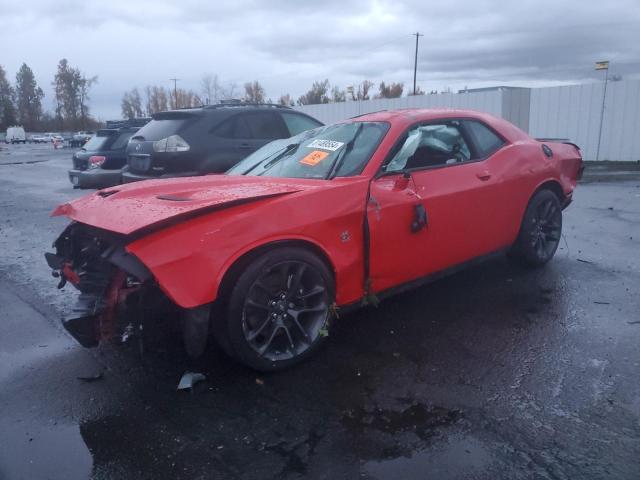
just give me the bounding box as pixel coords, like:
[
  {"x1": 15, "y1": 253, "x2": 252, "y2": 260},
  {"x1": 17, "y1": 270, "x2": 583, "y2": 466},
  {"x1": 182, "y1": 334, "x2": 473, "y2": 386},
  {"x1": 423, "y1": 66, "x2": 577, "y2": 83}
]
[
  {"x1": 281, "y1": 112, "x2": 322, "y2": 136},
  {"x1": 82, "y1": 134, "x2": 111, "y2": 151},
  {"x1": 111, "y1": 132, "x2": 134, "y2": 150},
  {"x1": 243, "y1": 112, "x2": 286, "y2": 139},
  {"x1": 464, "y1": 121, "x2": 504, "y2": 158},
  {"x1": 136, "y1": 118, "x2": 189, "y2": 141},
  {"x1": 212, "y1": 115, "x2": 251, "y2": 139}
]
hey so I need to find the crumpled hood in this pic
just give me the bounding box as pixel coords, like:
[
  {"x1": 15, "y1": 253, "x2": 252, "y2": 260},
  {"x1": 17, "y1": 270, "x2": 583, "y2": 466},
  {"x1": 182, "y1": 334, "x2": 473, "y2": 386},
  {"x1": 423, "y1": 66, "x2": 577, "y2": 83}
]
[{"x1": 53, "y1": 175, "x2": 319, "y2": 235}]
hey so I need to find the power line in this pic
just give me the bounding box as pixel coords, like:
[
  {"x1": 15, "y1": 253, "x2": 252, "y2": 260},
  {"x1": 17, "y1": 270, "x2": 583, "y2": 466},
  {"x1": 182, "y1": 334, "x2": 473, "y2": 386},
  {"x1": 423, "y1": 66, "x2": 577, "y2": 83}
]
[{"x1": 412, "y1": 32, "x2": 423, "y2": 95}]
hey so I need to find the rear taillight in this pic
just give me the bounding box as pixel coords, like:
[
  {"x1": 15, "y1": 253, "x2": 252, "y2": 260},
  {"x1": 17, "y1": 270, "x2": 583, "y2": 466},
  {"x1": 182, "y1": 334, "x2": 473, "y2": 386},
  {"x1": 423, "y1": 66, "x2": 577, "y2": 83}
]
[
  {"x1": 88, "y1": 156, "x2": 106, "y2": 168},
  {"x1": 153, "y1": 135, "x2": 190, "y2": 153}
]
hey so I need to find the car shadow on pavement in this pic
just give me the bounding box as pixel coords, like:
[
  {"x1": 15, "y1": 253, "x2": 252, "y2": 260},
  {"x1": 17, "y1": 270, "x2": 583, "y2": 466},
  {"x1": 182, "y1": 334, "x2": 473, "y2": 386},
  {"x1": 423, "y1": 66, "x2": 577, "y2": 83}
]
[{"x1": 71, "y1": 255, "x2": 570, "y2": 479}]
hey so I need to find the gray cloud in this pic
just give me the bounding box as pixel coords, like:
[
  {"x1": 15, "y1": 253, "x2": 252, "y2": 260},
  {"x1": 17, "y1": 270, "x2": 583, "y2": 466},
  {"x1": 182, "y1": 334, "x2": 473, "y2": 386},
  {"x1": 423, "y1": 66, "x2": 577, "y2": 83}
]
[{"x1": 1, "y1": 0, "x2": 638, "y2": 119}]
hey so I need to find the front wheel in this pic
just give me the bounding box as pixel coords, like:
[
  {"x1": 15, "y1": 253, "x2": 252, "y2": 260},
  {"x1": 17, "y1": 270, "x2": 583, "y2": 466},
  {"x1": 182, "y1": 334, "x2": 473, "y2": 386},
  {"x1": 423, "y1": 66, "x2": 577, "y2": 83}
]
[
  {"x1": 221, "y1": 247, "x2": 334, "y2": 371},
  {"x1": 511, "y1": 189, "x2": 562, "y2": 267}
]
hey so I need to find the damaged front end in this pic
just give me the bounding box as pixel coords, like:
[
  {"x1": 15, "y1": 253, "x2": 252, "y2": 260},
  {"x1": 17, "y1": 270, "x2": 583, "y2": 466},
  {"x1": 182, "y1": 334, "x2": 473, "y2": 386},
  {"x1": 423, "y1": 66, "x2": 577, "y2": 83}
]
[{"x1": 45, "y1": 223, "x2": 169, "y2": 348}]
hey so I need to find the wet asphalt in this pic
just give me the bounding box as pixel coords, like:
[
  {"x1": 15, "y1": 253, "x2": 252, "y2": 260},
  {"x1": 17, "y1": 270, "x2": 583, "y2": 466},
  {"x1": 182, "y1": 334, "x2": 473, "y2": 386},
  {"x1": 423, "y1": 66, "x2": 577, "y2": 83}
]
[{"x1": 0, "y1": 143, "x2": 638, "y2": 480}]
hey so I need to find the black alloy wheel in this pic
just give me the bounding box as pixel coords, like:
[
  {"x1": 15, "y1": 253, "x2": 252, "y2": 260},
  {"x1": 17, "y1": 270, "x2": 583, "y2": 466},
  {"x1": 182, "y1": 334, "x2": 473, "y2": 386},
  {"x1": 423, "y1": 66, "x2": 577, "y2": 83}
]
[
  {"x1": 223, "y1": 247, "x2": 334, "y2": 371},
  {"x1": 512, "y1": 189, "x2": 563, "y2": 266}
]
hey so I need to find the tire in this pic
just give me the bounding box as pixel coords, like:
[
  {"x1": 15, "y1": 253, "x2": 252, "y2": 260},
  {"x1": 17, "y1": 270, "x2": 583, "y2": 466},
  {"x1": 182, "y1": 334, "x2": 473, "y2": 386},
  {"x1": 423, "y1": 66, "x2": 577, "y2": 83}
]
[
  {"x1": 511, "y1": 189, "x2": 562, "y2": 267},
  {"x1": 219, "y1": 247, "x2": 334, "y2": 372}
]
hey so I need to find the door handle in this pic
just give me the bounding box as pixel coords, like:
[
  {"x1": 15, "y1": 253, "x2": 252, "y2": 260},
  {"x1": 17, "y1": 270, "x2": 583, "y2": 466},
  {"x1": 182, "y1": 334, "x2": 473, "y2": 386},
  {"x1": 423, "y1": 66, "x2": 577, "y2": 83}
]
[
  {"x1": 476, "y1": 171, "x2": 491, "y2": 181},
  {"x1": 238, "y1": 143, "x2": 252, "y2": 150}
]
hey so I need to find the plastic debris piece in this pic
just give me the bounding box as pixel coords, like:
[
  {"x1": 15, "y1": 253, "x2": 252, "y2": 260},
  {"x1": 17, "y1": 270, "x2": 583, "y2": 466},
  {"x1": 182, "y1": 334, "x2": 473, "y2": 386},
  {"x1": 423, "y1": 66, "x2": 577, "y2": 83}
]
[
  {"x1": 256, "y1": 378, "x2": 264, "y2": 385},
  {"x1": 77, "y1": 372, "x2": 104, "y2": 382},
  {"x1": 177, "y1": 371, "x2": 206, "y2": 391}
]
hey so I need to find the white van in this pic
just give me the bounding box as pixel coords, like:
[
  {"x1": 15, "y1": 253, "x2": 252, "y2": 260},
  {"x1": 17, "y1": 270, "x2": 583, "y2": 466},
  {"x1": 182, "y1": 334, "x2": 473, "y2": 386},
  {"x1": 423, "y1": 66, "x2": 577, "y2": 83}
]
[{"x1": 6, "y1": 126, "x2": 27, "y2": 144}]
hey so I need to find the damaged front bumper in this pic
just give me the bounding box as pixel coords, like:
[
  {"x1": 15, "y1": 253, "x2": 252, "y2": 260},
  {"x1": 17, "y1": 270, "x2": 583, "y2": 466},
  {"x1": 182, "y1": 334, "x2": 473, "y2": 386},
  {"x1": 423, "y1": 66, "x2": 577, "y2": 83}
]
[{"x1": 45, "y1": 223, "x2": 166, "y2": 348}]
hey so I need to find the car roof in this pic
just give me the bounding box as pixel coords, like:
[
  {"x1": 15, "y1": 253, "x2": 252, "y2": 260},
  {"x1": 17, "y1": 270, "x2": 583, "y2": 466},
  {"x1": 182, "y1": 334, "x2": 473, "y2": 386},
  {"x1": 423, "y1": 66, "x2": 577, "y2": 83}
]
[{"x1": 349, "y1": 108, "x2": 529, "y2": 142}]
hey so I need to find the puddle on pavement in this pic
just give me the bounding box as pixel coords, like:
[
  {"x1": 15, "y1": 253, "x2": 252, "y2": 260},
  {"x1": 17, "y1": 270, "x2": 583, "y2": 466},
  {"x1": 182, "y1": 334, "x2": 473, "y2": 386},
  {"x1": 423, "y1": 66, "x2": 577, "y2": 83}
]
[
  {"x1": 342, "y1": 403, "x2": 460, "y2": 441},
  {"x1": 0, "y1": 421, "x2": 92, "y2": 480},
  {"x1": 363, "y1": 434, "x2": 493, "y2": 480}
]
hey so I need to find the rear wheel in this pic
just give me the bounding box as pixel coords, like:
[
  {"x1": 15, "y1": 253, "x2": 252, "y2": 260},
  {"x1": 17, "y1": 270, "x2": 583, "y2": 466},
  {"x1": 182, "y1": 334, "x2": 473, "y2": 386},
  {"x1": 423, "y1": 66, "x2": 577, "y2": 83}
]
[
  {"x1": 221, "y1": 247, "x2": 334, "y2": 371},
  {"x1": 511, "y1": 189, "x2": 562, "y2": 267}
]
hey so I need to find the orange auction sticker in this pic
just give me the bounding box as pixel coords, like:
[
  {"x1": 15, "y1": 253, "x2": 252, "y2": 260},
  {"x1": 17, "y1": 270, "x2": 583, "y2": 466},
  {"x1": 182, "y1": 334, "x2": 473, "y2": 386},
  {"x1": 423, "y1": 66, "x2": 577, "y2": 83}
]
[{"x1": 299, "y1": 150, "x2": 329, "y2": 166}]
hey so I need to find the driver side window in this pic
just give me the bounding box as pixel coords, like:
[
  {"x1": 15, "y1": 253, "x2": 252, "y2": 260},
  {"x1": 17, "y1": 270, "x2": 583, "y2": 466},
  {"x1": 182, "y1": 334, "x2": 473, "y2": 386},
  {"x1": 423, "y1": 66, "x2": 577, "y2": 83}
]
[{"x1": 385, "y1": 122, "x2": 471, "y2": 172}]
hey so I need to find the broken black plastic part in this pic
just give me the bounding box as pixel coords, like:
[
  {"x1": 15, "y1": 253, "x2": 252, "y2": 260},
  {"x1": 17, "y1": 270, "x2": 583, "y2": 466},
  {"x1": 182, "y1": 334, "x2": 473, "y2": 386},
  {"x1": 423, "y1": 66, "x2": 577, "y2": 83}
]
[
  {"x1": 62, "y1": 314, "x2": 99, "y2": 348},
  {"x1": 62, "y1": 292, "x2": 106, "y2": 348},
  {"x1": 44, "y1": 252, "x2": 64, "y2": 270},
  {"x1": 102, "y1": 246, "x2": 152, "y2": 282}
]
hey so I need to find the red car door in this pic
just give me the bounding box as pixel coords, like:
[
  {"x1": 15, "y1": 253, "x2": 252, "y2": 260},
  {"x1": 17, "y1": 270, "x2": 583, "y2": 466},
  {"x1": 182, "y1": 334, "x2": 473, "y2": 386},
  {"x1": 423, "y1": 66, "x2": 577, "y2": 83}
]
[{"x1": 366, "y1": 120, "x2": 509, "y2": 294}]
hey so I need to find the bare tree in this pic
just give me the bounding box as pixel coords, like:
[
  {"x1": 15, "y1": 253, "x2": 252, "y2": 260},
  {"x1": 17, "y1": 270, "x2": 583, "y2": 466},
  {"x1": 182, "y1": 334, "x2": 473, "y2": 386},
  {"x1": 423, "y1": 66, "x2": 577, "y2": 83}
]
[
  {"x1": 297, "y1": 79, "x2": 331, "y2": 105},
  {"x1": 376, "y1": 81, "x2": 404, "y2": 99},
  {"x1": 243, "y1": 80, "x2": 265, "y2": 103},
  {"x1": 78, "y1": 74, "x2": 98, "y2": 128},
  {"x1": 169, "y1": 88, "x2": 202, "y2": 109},
  {"x1": 145, "y1": 85, "x2": 169, "y2": 114},
  {"x1": 331, "y1": 86, "x2": 346, "y2": 102},
  {"x1": 221, "y1": 81, "x2": 238, "y2": 100},
  {"x1": 278, "y1": 93, "x2": 294, "y2": 106},
  {"x1": 349, "y1": 80, "x2": 374, "y2": 101},
  {"x1": 201, "y1": 74, "x2": 222, "y2": 105},
  {"x1": 52, "y1": 59, "x2": 97, "y2": 129},
  {"x1": 121, "y1": 88, "x2": 144, "y2": 119}
]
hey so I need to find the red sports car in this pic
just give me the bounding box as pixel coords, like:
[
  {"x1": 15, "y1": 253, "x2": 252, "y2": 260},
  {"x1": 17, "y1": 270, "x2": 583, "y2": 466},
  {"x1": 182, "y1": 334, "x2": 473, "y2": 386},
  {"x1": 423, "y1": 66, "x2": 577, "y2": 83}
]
[{"x1": 46, "y1": 109, "x2": 583, "y2": 371}]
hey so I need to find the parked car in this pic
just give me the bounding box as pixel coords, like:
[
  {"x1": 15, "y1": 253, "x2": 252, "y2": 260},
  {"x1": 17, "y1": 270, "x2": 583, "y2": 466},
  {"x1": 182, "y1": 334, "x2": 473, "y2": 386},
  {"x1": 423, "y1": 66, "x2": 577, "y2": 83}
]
[
  {"x1": 68, "y1": 119, "x2": 150, "y2": 189},
  {"x1": 40, "y1": 133, "x2": 63, "y2": 143},
  {"x1": 46, "y1": 109, "x2": 583, "y2": 371},
  {"x1": 70, "y1": 131, "x2": 94, "y2": 147},
  {"x1": 30, "y1": 134, "x2": 46, "y2": 143},
  {"x1": 5, "y1": 126, "x2": 27, "y2": 144},
  {"x1": 122, "y1": 103, "x2": 323, "y2": 183}
]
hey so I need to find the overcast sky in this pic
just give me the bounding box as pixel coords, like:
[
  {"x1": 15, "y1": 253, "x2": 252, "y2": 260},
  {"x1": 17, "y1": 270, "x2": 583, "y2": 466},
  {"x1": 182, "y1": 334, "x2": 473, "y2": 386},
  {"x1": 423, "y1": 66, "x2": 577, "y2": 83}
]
[{"x1": 1, "y1": 0, "x2": 639, "y2": 120}]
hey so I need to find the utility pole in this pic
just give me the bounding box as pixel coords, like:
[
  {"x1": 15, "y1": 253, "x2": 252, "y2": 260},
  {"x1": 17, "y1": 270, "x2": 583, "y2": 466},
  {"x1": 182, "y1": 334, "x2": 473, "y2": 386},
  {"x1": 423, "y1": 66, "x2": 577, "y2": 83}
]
[
  {"x1": 170, "y1": 78, "x2": 180, "y2": 109},
  {"x1": 412, "y1": 32, "x2": 423, "y2": 95},
  {"x1": 594, "y1": 61, "x2": 609, "y2": 161}
]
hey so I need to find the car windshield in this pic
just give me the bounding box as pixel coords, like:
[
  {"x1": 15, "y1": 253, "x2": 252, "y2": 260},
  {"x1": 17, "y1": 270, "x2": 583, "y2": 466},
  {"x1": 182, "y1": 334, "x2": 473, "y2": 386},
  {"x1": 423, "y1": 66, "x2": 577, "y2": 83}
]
[{"x1": 227, "y1": 122, "x2": 389, "y2": 179}]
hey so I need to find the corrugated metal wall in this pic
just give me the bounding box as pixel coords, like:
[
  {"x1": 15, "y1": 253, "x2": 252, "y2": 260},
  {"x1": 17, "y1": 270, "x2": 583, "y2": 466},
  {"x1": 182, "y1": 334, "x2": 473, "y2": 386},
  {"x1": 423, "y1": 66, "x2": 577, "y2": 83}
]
[
  {"x1": 296, "y1": 80, "x2": 640, "y2": 161},
  {"x1": 296, "y1": 90, "x2": 503, "y2": 125},
  {"x1": 529, "y1": 80, "x2": 640, "y2": 161}
]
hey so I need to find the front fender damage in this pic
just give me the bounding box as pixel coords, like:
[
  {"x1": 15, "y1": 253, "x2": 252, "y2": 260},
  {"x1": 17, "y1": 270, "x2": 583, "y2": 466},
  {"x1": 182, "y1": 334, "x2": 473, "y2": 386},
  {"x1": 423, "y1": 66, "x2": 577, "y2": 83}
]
[{"x1": 45, "y1": 223, "x2": 168, "y2": 348}]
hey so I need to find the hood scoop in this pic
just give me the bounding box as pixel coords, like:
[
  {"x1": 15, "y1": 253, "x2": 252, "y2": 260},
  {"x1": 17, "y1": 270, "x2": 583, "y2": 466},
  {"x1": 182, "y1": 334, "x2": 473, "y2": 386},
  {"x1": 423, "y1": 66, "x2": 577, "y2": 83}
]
[
  {"x1": 98, "y1": 190, "x2": 119, "y2": 198},
  {"x1": 156, "y1": 194, "x2": 191, "y2": 202}
]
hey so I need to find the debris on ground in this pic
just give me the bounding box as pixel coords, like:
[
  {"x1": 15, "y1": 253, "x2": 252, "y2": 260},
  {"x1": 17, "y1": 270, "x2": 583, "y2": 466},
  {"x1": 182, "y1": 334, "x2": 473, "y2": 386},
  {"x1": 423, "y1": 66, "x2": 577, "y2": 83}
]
[
  {"x1": 593, "y1": 301, "x2": 610, "y2": 305},
  {"x1": 577, "y1": 258, "x2": 594, "y2": 264},
  {"x1": 77, "y1": 372, "x2": 104, "y2": 383},
  {"x1": 177, "y1": 371, "x2": 206, "y2": 391},
  {"x1": 255, "y1": 378, "x2": 264, "y2": 386}
]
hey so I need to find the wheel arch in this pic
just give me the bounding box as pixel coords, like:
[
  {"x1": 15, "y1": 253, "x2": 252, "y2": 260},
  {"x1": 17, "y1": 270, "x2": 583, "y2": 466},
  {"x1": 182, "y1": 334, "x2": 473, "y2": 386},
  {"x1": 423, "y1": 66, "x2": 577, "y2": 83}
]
[
  {"x1": 533, "y1": 179, "x2": 565, "y2": 203},
  {"x1": 215, "y1": 238, "x2": 336, "y2": 304}
]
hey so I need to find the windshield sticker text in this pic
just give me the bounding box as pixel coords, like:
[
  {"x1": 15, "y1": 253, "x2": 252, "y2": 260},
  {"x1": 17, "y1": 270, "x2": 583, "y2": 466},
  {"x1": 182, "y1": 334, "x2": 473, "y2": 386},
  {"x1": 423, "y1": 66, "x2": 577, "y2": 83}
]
[
  {"x1": 299, "y1": 150, "x2": 329, "y2": 166},
  {"x1": 307, "y1": 139, "x2": 344, "y2": 151}
]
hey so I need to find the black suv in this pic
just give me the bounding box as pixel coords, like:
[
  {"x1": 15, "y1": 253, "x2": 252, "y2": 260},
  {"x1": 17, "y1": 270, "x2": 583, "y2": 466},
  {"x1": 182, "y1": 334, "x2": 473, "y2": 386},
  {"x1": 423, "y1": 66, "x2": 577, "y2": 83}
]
[
  {"x1": 69, "y1": 118, "x2": 150, "y2": 189},
  {"x1": 122, "y1": 103, "x2": 322, "y2": 183}
]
